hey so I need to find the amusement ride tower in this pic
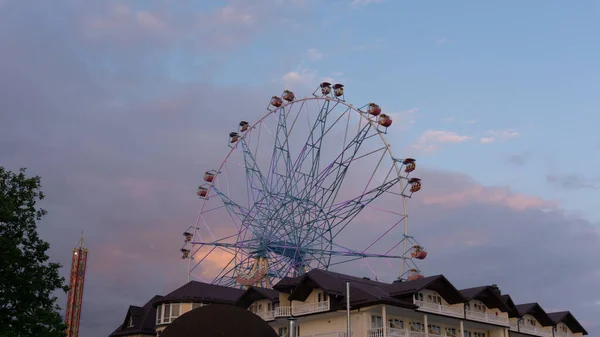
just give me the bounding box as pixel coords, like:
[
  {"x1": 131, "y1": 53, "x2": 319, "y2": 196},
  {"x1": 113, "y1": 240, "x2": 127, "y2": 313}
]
[{"x1": 64, "y1": 236, "x2": 88, "y2": 337}]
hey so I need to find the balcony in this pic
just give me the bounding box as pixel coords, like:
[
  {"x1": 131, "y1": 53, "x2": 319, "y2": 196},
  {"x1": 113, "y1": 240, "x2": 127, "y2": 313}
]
[
  {"x1": 300, "y1": 332, "x2": 350, "y2": 337},
  {"x1": 517, "y1": 325, "x2": 553, "y2": 337},
  {"x1": 465, "y1": 310, "x2": 509, "y2": 326},
  {"x1": 263, "y1": 300, "x2": 330, "y2": 319},
  {"x1": 414, "y1": 300, "x2": 463, "y2": 318},
  {"x1": 367, "y1": 328, "x2": 447, "y2": 337},
  {"x1": 292, "y1": 300, "x2": 330, "y2": 316}
]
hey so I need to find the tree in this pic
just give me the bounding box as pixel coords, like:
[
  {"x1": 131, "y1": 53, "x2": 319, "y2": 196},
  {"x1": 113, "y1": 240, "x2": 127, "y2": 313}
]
[{"x1": 0, "y1": 167, "x2": 69, "y2": 337}]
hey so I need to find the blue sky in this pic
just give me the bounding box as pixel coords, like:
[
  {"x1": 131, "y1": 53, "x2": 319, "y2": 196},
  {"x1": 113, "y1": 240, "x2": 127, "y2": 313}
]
[
  {"x1": 203, "y1": 0, "x2": 600, "y2": 220},
  {"x1": 1, "y1": 0, "x2": 599, "y2": 335}
]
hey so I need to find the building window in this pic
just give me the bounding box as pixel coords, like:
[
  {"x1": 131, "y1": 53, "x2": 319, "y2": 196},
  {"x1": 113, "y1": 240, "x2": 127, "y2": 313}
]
[
  {"x1": 127, "y1": 316, "x2": 134, "y2": 328},
  {"x1": 414, "y1": 293, "x2": 424, "y2": 301},
  {"x1": 156, "y1": 305, "x2": 163, "y2": 324},
  {"x1": 473, "y1": 302, "x2": 486, "y2": 312},
  {"x1": 389, "y1": 318, "x2": 404, "y2": 329},
  {"x1": 446, "y1": 328, "x2": 457, "y2": 337},
  {"x1": 464, "y1": 331, "x2": 471, "y2": 337},
  {"x1": 317, "y1": 292, "x2": 328, "y2": 302},
  {"x1": 428, "y1": 325, "x2": 441, "y2": 335},
  {"x1": 156, "y1": 303, "x2": 182, "y2": 325},
  {"x1": 278, "y1": 327, "x2": 288, "y2": 337},
  {"x1": 473, "y1": 332, "x2": 486, "y2": 337},
  {"x1": 427, "y1": 294, "x2": 442, "y2": 305},
  {"x1": 371, "y1": 315, "x2": 383, "y2": 329},
  {"x1": 410, "y1": 322, "x2": 424, "y2": 332}
]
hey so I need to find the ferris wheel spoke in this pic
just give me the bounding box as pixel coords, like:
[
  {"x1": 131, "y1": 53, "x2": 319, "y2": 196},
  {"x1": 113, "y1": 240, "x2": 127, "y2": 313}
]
[
  {"x1": 328, "y1": 176, "x2": 401, "y2": 238},
  {"x1": 289, "y1": 99, "x2": 332, "y2": 194},
  {"x1": 209, "y1": 187, "x2": 249, "y2": 229},
  {"x1": 304, "y1": 122, "x2": 374, "y2": 209},
  {"x1": 238, "y1": 138, "x2": 269, "y2": 201},
  {"x1": 266, "y1": 107, "x2": 295, "y2": 196}
]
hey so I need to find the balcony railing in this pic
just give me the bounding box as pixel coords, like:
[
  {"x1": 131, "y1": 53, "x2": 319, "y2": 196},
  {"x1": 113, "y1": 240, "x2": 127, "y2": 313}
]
[
  {"x1": 262, "y1": 300, "x2": 330, "y2": 319},
  {"x1": 292, "y1": 300, "x2": 330, "y2": 316},
  {"x1": 414, "y1": 300, "x2": 464, "y2": 318},
  {"x1": 554, "y1": 332, "x2": 575, "y2": 337},
  {"x1": 465, "y1": 310, "x2": 509, "y2": 326},
  {"x1": 367, "y1": 328, "x2": 447, "y2": 337},
  {"x1": 300, "y1": 332, "x2": 350, "y2": 337},
  {"x1": 255, "y1": 310, "x2": 275, "y2": 321},
  {"x1": 517, "y1": 325, "x2": 553, "y2": 337}
]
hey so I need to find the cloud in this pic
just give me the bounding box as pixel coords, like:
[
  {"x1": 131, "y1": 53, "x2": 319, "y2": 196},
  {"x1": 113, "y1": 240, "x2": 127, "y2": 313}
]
[
  {"x1": 1, "y1": 2, "x2": 599, "y2": 337},
  {"x1": 480, "y1": 129, "x2": 520, "y2": 144},
  {"x1": 547, "y1": 174, "x2": 598, "y2": 190},
  {"x1": 307, "y1": 48, "x2": 324, "y2": 61},
  {"x1": 412, "y1": 130, "x2": 471, "y2": 153}
]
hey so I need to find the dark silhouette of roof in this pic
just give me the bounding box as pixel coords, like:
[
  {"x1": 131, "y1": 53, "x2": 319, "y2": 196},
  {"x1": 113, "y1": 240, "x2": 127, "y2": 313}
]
[
  {"x1": 273, "y1": 269, "x2": 467, "y2": 309},
  {"x1": 384, "y1": 274, "x2": 465, "y2": 304},
  {"x1": 236, "y1": 286, "x2": 280, "y2": 308},
  {"x1": 154, "y1": 281, "x2": 245, "y2": 306},
  {"x1": 548, "y1": 311, "x2": 588, "y2": 335},
  {"x1": 515, "y1": 303, "x2": 554, "y2": 326},
  {"x1": 109, "y1": 295, "x2": 163, "y2": 337},
  {"x1": 160, "y1": 304, "x2": 279, "y2": 337},
  {"x1": 459, "y1": 285, "x2": 510, "y2": 312},
  {"x1": 500, "y1": 294, "x2": 519, "y2": 318}
]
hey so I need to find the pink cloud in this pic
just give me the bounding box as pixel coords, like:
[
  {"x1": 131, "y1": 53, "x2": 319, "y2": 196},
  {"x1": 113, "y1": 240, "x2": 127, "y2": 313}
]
[
  {"x1": 411, "y1": 130, "x2": 471, "y2": 154},
  {"x1": 421, "y1": 184, "x2": 557, "y2": 211}
]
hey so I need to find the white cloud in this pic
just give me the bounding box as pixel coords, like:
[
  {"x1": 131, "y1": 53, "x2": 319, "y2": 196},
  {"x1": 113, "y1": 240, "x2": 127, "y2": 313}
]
[
  {"x1": 412, "y1": 130, "x2": 472, "y2": 154},
  {"x1": 480, "y1": 129, "x2": 520, "y2": 144},
  {"x1": 307, "y1": 48, "x2": 324, "y2": 61}
]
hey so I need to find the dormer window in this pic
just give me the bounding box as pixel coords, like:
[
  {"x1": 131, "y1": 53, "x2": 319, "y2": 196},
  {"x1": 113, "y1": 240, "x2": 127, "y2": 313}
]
[
  {"x1": 414, "y1": 293, "x2": 424, "y2": 301},
  {"x1": 127, "y1": 316, "x2": 134, "y2": 328},
  {"x1": 317, "y1": 292, "x2": 328, "y2": 302},
  {"x1": 427, "y1": 293, "x2": 442, "y2": 305}
]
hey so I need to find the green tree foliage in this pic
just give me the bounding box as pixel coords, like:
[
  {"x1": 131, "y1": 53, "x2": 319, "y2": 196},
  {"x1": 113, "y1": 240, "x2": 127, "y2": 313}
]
[{"x1": 0, "y1": 167, "x2": 69, "y2": 337}]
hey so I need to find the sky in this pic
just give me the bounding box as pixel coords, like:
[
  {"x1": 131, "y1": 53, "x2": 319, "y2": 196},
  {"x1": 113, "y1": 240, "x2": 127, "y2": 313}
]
[{"x1": 0, "y1": 0, "x2": 599, "y2": 335}]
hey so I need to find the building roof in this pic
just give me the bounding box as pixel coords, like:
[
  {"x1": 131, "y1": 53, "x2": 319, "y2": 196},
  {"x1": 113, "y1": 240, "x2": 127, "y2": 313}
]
[
  {"x1": 459, "y1": 285, "x2": 510, "y2": 312},
  {"x1": 109, "y1": 295, "x2": 163, "y2": 337},
  {"x1": 154, "y1": 281, "x2": 245, "y2": 306},
  {"x1": 548, "y1": 311, "x2": 588, "y2": 335},
  {"x1": 275, "y1": 269, "x2": 419, "y2": 309},
  {"x1": 515, "y1": 303, "x2": 554, "y2": 326},
  {"x1": 385, "y1": 274, "x2": 465, "y2": 304},
  {"x1": 236, "y1": 286, "x2": 280, "y2": 308},
  {"x1": 500, "y1": 294, "x2": 519, "y2": 318},
  {"x1": 160, "y1": 303, "x2": 278, "y2": 337}
]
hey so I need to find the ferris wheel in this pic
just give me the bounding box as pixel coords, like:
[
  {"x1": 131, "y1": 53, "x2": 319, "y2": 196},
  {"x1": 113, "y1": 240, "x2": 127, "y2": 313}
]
[{"x1": 180, "y1": 82, "x2": 426, "y2": 288}]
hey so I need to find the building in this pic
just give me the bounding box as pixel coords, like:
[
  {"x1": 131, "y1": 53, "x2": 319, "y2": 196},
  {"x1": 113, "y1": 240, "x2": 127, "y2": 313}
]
[{"x1": 108, "y1": 269, "x2": 588, "y2": 337}]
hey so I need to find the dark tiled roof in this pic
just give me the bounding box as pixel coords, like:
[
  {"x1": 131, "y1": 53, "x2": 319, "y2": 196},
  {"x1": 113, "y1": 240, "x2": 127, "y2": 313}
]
[
  {"x1": 547, "y1": 311, "x2": 588, "y2": 335},
  {"x1": 275, "y1": 269, "x2": 417, "y2": 309},
  {"x1": 385, "y1": 274, "x2": 465, "y2": 304},
  {"x1": 515, "y1": 303, "x2": 554, "y2": 326},
  {"x1": 459, "y1": 286, "x2": 510, "y2": 312},
  {"x1": 236, "y1": 286, "x2": 280, "y2": 308},
  {"x1": 154, "y1": 281, "x2": 245, "y2": 306},
  {"x1": 161, "y1": 304, "x2": 278, "y2": 337},
  {"x1": 109, "y1": 295, "x2": 163, "y2": 337},
  {"x1": 500, "y1": 294, "x2": 519, "y2": 318}
]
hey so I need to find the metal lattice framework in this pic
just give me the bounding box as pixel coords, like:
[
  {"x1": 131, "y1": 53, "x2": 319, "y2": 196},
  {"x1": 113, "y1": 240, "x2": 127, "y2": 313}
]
[
  {"x1": 65, "y1": 236, "x2": 87, "y2": 337},
  {"x1": 181, "y1": 82, "x2": 426, "y2": 288}
]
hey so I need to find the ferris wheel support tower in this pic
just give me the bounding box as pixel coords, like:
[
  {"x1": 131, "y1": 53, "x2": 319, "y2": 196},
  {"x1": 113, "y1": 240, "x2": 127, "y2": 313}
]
[{"x1": 64, "y1": 236, "x2": 88, "y2": 337}]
